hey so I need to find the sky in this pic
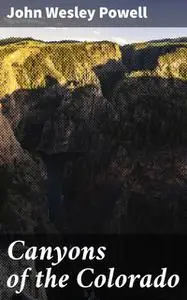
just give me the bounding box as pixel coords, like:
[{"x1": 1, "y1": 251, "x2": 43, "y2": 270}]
[{"x1": 1, "y1": 27, "x2": 187, "y2": 45}]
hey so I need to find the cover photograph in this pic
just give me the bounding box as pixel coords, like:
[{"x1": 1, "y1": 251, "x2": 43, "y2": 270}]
[{"x1": 0, "y1": 0, "x2": 186, "y2": 299}]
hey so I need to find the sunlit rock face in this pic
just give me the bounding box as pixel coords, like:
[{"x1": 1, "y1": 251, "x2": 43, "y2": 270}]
[{"x1": 0, "y1": 40, "x2": 121, "y2": 99}]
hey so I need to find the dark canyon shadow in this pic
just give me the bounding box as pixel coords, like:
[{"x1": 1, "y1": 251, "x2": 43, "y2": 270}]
[
  {"x1": 1, "y1": 73, "x2": 187, "y2": 234},
  {"x1": 121, "y1": 44, "x2": 187, "y2": 73},
  {"x1": 93, "y1": 59, "x2": 126, "y2": 99},
  {"x1": 0, "y1": 76, "x2": 121, "y2": 233}
]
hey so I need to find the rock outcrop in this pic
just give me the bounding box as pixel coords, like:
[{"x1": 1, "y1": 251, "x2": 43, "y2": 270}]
[
  {"x1": 121, "y1": 42, "x2": 187, "y2": 80},
  {"x1": 5, "y1": 82, "x2": 119, "y2": 233},
  {"x1": 109, "y1": 76, "x2": 187, "y2": 233},
  {"x1": 0, "y1": 113, "x2": 52, "y2": 234}
]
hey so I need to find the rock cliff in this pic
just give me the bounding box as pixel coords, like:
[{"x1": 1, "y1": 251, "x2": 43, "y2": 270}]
[
  {"x1": 0, "y1": 113, "x2": 52, "y2": 234},
  {"x1": 0, "y1": 40, "x2": 121, "y2": 99},
  {"x1": 121, "y1": 41, "x2": 187, "y2": 80}
]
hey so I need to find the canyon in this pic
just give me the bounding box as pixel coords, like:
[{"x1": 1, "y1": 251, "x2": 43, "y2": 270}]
[
  {"x1": 0, "y1": 38, "x2": 187, "y2": 235},
  {"x1": 0, "y1": 36, "x2": 187, "y2": 300}
]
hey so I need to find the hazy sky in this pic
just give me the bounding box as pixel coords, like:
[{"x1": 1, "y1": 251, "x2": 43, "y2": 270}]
[{"x1": 1, "y1": 27, "x2": 187, "y2": 45}]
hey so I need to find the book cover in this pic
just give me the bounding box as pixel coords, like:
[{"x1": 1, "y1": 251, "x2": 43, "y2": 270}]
[{"x1": 0, "y1": 1, "x2": 186, "y2": 299}]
